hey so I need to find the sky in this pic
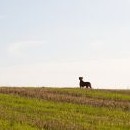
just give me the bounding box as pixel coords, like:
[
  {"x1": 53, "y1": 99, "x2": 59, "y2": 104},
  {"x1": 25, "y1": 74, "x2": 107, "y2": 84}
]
[{"x1": 0, "y1": 0, "x2": 130, "y2": 89}]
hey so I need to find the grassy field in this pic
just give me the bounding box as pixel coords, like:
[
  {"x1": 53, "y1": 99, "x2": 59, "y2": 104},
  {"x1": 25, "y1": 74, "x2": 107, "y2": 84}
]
[{"x1": 0, "y1": 87, "x2": 129, "y2": 130}]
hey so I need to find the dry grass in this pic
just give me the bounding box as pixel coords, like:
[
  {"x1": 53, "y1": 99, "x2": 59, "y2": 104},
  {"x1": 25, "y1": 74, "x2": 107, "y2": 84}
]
[
  {"x1": 0, "y1": 87, "x2": 129, "y2": 110},
  {"x1": 0, "y1": 87, "x2": 129, "y2": 130}
]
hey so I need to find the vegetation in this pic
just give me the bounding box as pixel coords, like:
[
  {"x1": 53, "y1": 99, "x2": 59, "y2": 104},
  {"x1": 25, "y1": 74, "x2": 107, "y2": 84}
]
[{"x1": 0, "y1": 87, "x2": 129, "y2": 130}]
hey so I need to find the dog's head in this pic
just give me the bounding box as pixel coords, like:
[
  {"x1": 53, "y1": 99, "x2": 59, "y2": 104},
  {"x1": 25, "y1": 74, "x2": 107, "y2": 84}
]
[{"x1": 79, "y1": 77, "x2": 83, "y2": 80}]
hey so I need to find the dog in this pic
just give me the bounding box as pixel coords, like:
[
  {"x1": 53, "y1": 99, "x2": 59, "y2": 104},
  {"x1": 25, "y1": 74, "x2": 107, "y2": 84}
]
[{"x1": 79, "y1": 77, "x2": 92, "y2": 88}]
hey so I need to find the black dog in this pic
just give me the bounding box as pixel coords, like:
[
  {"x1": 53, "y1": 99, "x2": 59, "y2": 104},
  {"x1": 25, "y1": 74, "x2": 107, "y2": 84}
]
[{"x1": 79, "y1": 77, "x2": 92, "y2": 88}]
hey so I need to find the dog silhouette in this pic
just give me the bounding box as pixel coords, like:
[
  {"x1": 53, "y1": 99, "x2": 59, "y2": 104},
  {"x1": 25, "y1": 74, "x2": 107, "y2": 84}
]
[{"x1": 79, "y1": 77, "x2": 92, "y2": 88}]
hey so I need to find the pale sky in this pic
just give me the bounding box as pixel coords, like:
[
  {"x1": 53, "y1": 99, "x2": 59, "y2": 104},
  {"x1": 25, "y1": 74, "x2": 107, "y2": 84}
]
[{"x1": 0, "y1": 0, "x2": 130, "y2": 89}]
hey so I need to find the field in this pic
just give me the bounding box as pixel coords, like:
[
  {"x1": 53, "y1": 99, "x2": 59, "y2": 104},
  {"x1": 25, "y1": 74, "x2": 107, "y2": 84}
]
[{"x1": 0, "y1": 87, "x2": 129, "y2": 130}]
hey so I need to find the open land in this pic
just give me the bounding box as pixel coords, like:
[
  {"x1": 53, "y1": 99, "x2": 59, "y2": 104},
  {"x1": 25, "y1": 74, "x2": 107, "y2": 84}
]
[{"x1": 0, "y1": 87, "x2": 129, "y2": 130}]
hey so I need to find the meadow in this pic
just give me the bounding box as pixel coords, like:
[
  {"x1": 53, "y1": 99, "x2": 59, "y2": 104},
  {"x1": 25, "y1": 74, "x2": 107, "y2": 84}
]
[{"x1": 0, "y1": 87, "x2": 129, "y2": 130}]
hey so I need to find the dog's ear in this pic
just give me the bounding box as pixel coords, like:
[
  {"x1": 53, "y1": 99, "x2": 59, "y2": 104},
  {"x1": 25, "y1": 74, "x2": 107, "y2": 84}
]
[{"x1": 79, "y1": 77, "x2": 83, "y2": 80}]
